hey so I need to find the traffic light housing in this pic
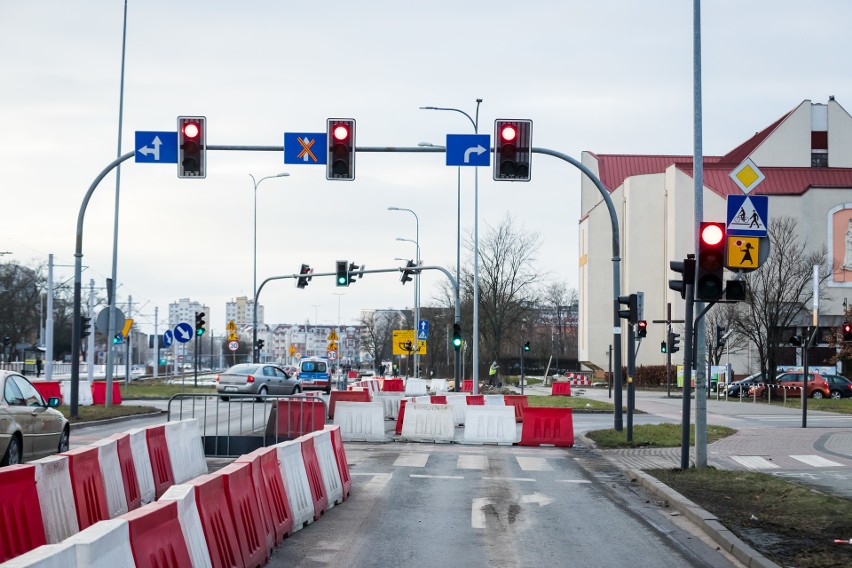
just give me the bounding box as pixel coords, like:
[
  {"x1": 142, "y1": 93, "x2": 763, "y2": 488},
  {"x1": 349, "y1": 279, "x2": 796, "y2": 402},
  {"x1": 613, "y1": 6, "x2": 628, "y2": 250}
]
[
  {"x1": 843, "y1": 322, "x2": 852, "y2": 342},
  {"x1": 177, "y1": 116, "x2": 206, "y2": 178},
  {"x1": 716, "y1": 326, "x2": 726, "y2": 346},
  {"x1": 401, "y1": 260, "x2": 416, "y2": 285},
  {"x1": 327, "y1": 118, "x2": 355, "y2": 180},
  {"x1": 637, "y1": 320, "x2": 647, "y2": 338},
  {"x1": 256, "y1": 339, "x2": 265, "y2": 351},
  {"x1": 336, "y1": 260, "x2": 349, "y2": 287},
  {"x1": 696, "y1": 222, "x2": 726, "y2": 301},
  {"x1": 113, "y1": 333, "x2": 123, "y2": 345},
  {"x1": 660, "y1": 341, "x2": 667, "y2": 354},
  {"x1": 80, "y1": 316, "x2": 91, "y2": 339},
  {"x1": 2, "y1": 336, "x2": 10, "y2": 347},
  {"x1": 523, "y1": 341, "x2": 531, "y2": 352},
  {"x1": 669, "y1": 256, "x2": 696, "y2": 299},
  {"x1": 452, "y1": 323, "x2": 462, "y2": 351},
  {"x1": 297, "y1": 264, "x2": 312, "y2": 289},
  {"x1": 493, "y1": 119, "x2": 532, "y2": 181},
  {"x1": 618, "y1": 294, "x2": 638, "y2": 323},
  {"x1": 669, "y1": 331, "x2": 680, "y2": 354},
  {"x1": 348, "y1": 262, "x2": 362, "y2": 285},
  {"x1": 195, "y1": 312, "x2": 206, "y2": 336}
]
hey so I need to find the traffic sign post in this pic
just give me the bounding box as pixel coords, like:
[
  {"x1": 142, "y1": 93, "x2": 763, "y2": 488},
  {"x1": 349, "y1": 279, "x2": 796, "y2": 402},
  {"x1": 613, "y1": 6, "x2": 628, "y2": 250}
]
[{"x1": 446, "y1": 134, "x2": 490, "y2": 167}]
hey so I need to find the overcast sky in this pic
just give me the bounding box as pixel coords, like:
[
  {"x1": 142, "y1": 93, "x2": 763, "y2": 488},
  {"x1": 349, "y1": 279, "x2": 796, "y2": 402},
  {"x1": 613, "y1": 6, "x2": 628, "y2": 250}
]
[{"x1": 2, "y1": 1, "x2": 851, "y2": 335}]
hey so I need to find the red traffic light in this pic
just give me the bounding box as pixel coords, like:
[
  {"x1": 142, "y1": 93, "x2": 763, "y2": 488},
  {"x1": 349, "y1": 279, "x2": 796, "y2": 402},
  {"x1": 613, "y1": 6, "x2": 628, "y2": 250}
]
[
  {"x1": 182, "y1": 122, "x2": 200, "y2": 139},
  {"x1": 500, "y1": 125, "x2": 517, "y2": 142},
  {"x1": 700, "y1": 223, "x2": 724, "y2": 246},
  {"x1": 332, "y1": 124, "x2": 349, "y2": 141}
]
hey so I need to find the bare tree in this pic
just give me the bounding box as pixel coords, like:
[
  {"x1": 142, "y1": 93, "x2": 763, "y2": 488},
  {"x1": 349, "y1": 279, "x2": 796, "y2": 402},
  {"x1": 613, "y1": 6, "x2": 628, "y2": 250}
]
[
  {"x1": 729, "y1": 217, "x2": 829, "y2": 381},
  {"x1": 704, "y1": 303, "x2": 744, "y2": 366},
  {"x1": 0, "y1": 261, "x2": 45, "y2": 359},
  {"x1": 359, "y1": 310, "x2": 403, "y2": 371},
  {"x1": 542, "y1": 282, "x2": 579, "y2": 370}
]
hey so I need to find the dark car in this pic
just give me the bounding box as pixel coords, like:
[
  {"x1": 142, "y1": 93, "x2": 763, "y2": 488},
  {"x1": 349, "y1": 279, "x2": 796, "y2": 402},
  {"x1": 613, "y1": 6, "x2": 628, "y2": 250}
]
[
  {"x1": 1, "y1": 371, "x2": 70, "y2": 466},
  {"x1": 825, "y1": 374, "x2": 852, "y2": 399},
  {"x1": 216, "y1": 363, "x2": 301, "y2": 401},
  {"x1": 726, "y1": 373, "x2": 766, "y2": 397}
]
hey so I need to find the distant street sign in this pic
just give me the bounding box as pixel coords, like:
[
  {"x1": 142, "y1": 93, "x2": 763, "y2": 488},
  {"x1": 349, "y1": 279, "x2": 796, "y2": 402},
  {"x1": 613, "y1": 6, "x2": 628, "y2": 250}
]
[
  {"x1": 327, "y1": 330, "x2": 339, "y2": 341},
  {"x1": 327, "y1": 350, "x2": 338, "y2": 360},
  {"x1": 134, "y1": 131, "x2": 178, "y2": 164},
  {"x1": 96, "y1": 307, "x2": 126, "y2": 335},
  {"x1": 174, "y1": 322, "x2": 194, "y2": 343},
  {"x1": 163, "y1": 330, "x2": 173, "y2": 348},
  {"x1": 284, "y1": 133, "x2": 327, "y2": 164},
  {"x1": 417, "y1": 319, "x2": 429, "y2": 340},
  {"x1": 727, "y1": 194, "x2": 769, "y2": 237},
  {"x1": 226, "y1": 320, "x2": 237, "y2": 331},
  {"x1": 446, "y1": 134, "x2": 490, "y2": 167},
  {"x1": 228, "y1": 340, "x2": 239, "y2": 352}
]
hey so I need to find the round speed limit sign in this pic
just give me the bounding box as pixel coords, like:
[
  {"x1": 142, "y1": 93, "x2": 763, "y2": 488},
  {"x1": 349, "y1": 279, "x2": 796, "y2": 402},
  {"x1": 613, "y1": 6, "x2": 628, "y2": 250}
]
[{"x1": 228, "y1": 340, "x2": 239, "y2": 352}]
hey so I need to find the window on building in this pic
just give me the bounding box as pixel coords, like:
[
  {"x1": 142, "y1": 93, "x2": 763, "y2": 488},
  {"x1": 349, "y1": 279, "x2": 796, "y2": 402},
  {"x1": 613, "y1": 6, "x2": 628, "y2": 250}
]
[{"x1": 811, "y1": 151, "x2": 828, "y2": 168}]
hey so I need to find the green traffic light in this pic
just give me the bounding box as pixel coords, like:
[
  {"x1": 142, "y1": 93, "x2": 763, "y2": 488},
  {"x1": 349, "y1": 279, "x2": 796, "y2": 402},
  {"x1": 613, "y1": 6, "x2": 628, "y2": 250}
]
[
  {"x1": 452, "y1": 337, "x2": 462, "y2": 348},
  {"x1": 660, "y1": 341, "x2": 667, "y2": 354},
  {"x1": 196, "y1": 328, "x2": 205, "y2": 336}
]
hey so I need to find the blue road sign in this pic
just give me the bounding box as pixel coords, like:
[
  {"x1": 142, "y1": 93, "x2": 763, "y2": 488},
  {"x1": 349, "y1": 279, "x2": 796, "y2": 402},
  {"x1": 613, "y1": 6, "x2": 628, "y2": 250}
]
[
  {"x1": 134, "y1": 131, "x2": 178, "y2": 164},
  {"x1": 163, "y1": 330, "x2": 174, "y2": 348},
  {"x1": 446, "y1": 134, "x2": 490, "y2": 167},
  {"x1": 284, "y1": 133, "x2": 327, "y2": 165},
  {"x1": 417, "y1": 319, "x2": 429, "y2": 341},
  {"x1": 174, "y1": 322, "x2": 193, "y2": 344},
  {"x1": 726, "y1": 195, "x2": 769, "y2": 237}
]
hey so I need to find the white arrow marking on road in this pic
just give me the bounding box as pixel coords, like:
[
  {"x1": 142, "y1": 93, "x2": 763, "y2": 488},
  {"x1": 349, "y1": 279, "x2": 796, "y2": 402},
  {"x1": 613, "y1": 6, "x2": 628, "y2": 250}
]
[
  {"x1": 177, "y1": 326, "x2": 192, "y2": 341},
  {"x1": 137, "y1": 136, "x2": 162, "y2": 160},
  {"x1": 520, "y1": 492, "x2": 555, "y2": 507},
  {"x1": 471, "y1": 497, "x2": 493, "y2": 529},
  {"x1": 463, "y1": 145, "x2": 486, "y2": 164}
]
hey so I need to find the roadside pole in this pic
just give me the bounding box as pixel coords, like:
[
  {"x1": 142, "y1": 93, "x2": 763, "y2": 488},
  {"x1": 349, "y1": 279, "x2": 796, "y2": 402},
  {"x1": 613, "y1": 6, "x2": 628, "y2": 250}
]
[
  {"x1": 681, "y1": 282, "x2": 695, "y2": 470},
  {"x1": 626, "y1": 323, "x2": 635, "y2": 443}
]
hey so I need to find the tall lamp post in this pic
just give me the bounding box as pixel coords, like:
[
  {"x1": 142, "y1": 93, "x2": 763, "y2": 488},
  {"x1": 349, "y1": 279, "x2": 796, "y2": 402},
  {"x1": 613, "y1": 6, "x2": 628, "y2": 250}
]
[
  {"x1": 250, "y1": 172, "x2": 289, "y2": 363},
  {"x1": 389, "y1": 207, "x2": 420, "y2": 377},
  {"x1": 419, "y1": 100, "x2": 481, "y2": 392}
]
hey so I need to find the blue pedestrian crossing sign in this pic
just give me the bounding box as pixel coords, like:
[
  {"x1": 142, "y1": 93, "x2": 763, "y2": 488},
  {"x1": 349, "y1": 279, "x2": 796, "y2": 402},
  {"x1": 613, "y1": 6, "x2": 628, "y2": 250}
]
[
  {"x1": 135, "y1": 131, "x2": 178, "y2": 164},
  {"x1": 163, "y1": 330, "x2": 174, "y2": 348},
  {"x1": 446, "y1": 134, "x2": 490, "y2": 167},
  {"x1": 417, "y1": 319, "x2": 429, "y2": 341},
  {"x1": 726, "y1": 195, "x2": 768, "y2": 237},
  {"x1": 174, "y1": 322, "x2": 194, "y2": 344},
  {"x1": 284, "y1": 133, "x2": 327, "y2": 165}
]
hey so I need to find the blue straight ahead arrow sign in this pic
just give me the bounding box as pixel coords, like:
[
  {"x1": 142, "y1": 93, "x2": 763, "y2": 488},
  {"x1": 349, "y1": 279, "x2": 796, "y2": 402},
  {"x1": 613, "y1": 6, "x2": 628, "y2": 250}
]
[{"x1": 446, "y1": 134, "x2": 490, "y2": 167}]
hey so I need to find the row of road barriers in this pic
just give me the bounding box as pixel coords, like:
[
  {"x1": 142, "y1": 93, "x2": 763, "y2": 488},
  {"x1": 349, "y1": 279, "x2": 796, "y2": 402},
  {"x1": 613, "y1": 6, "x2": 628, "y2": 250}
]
[{"x1": 0, "y1": 424, "x2": 352, "y2": 568}]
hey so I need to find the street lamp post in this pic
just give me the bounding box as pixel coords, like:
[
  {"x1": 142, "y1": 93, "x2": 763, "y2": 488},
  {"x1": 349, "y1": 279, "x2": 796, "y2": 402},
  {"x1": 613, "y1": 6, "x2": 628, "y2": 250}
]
[
  {"x1": 389, "y1": 207, "x2": 420, "y2": 378},
  {"x1": 250, "y1": 172, "x2": 289, "y2": 363},
  {"x1": 419, "y1": 100, "x2": 481, "y2": 393}
]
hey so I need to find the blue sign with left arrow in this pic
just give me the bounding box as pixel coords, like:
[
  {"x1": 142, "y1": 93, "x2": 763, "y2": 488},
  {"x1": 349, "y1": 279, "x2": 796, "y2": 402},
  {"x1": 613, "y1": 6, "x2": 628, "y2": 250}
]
[
  {"x1": 135, "y1": 131, "x2": 178, "y2": 164},
  {"x1": 446, "y1": 134, "x2": 490, "y2": 167}
]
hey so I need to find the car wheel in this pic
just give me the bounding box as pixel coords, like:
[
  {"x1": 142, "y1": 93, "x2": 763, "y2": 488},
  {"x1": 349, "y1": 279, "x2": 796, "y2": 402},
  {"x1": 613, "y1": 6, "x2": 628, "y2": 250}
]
[
  {"x1": 219, "y1": 396, "x2": 230, "y2": 402},
  {"x1": 325, "y1": 384, "x2": 332, "y2": 395},
  {"x1": 830, "y1": 390, "x2": 842, "y2": 400},
  {"x1": 292, "y1": 385, "x2": 301, "y2": 395},
  {"x1": 256, "y1": 386, "x2": 268, "y2": 402},
  {"x1": 812, "y1": 390, "x2": 824, "y2": 399},
  {"x1": 58, "y1": 426, "x2": 70, "y2": 453},
  {"x1": 2, "y1": 435, "x2": 21, "y2": 466}
]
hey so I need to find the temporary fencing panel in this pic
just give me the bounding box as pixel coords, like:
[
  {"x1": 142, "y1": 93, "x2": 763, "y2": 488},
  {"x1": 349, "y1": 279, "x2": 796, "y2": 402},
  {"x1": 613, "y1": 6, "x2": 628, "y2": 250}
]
[
  {"x1": 31, "y1": 455, "x2": 79, "y2": 544},
  {"x1": 332, "y1": 401, "x2": 386, "y2": 442},
  {"x1": 217, "y1": 463, "x2": 270, "y2": 568},
  {"x1": 327, "y1": 390, "x2": 371, "y2": 419},
  {"x1": 298, "y1": 435, "x2": 329, "y2": 521},
  {"x1": 108, "y1": 433, "x2": 141, "y2": 511},
  {"x1": 124, "y1": 427, "x2": 156, "y2": 506},
  {"x1": 64, "y1": 518, "x2": 134, "y2": 568},
  {"x1": 0, "y1": 465, "x2": 47, "y2": 562},
  {"x1": 518, "y1": 407, "x2": 574, "y2": 447},
  {"x1": 310, "y1": 430, "x2": 344, "y2": 507},
  {"x1": 159, "y1": 484, "x2": 214, "y2": 568},
  {"x1": 62, "y1": 446, "x2": 110, "y2": 531},
  {"x1": 121, "y1": 500, "x2": 193, "y2": 568},
  {"x1": 145, "y1": 424, "x2": 175, "y2": 499},
  {"x1": 184, "y1": 474, "x2": 244, "y2": 568},
  {"x1": 324, "y1": 425, "x2": 352, "y2": 501},
  {"x1": 91, "y1": 438, "x2": 129, "y2": 519},
  {"x1": 274, "y1": 440, "x2": 315, "y2": 533}
]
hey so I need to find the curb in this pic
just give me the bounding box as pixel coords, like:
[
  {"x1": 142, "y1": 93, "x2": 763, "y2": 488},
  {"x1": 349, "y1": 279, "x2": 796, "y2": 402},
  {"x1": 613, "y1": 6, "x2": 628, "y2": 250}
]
[
  {"x1": 578, "y1": 434, "x2": 780, "y2": 568},
  {"x1": 70, "y1": 410, "x2": 166, "y2": 430}
]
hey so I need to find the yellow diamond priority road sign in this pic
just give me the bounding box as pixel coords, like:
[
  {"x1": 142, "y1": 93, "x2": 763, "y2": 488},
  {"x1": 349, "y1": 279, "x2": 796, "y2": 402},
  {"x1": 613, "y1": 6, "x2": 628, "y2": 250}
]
[{"x1": 729, "y1": 158, "x2": 765, "y2": 194}]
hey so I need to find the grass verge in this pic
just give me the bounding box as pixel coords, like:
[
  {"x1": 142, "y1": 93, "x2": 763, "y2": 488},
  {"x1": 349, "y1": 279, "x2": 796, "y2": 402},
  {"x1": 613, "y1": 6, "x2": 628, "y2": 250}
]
[
  {"x1": 117, "y1": 379, "x2": 216, "y2": 399},
  {"x1": 586, "y1": 423, "x2": 736, "y2": 448},
  {"x1": 526, "y1": 394, "x2": 616, "y2": 411},
  {"x1": 59, "y1": 404, "x2": 161, "y2": 424}
]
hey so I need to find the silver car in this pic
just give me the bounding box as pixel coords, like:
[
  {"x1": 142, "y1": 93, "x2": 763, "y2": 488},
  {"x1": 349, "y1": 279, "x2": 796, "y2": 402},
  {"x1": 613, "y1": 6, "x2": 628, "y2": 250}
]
[
  {"x1": 1, "y1": 371, "x2": 70, "y2": 466},
  {"x1": 216, "y1": 363, "x2": 301, "y2": 401}
]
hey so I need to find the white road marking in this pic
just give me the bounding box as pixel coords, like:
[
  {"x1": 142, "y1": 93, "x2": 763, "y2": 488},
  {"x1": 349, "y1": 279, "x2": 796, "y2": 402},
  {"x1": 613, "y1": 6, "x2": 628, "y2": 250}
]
[
  {"x1": 731, "y1": 456, "x2": 780, "y2": 469},
  {"x1": 394, "y1": 453, "x2": 429, "y2": 467},
  {"x1": 790, "y1": 455, "x2": 844, "y2": 468},
  {"x1": 471, "y1": 497, "x2": 492, "y2": 529},
  {"x1": 410, "y1": 474, "x2": 464, "y2": 479},
  {"x1": 458, "y1": 455, "x2": 488, "y2": 470},
  {"x1": 482, "y1": 476, "x2": 535, "y2": 482},
  {"x1": 516, "y1": 456, "x2": 553, "y2": 471},
  {"x1": 360, "y1": 473, "x2": 392, "y2": 494},
  {"x1": 555, "y1": 479, "x2": 592, "y2": 484}
]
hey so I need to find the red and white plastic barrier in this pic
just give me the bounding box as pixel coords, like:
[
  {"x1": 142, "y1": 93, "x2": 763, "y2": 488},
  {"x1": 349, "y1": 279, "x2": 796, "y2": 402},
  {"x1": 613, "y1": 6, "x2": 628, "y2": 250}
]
[
  {"x1": 164, "y1": 419, "x2": 208, "y2": 484},
  {"x1": 63, "y1": 519, "x2": 134, "y2": 567},
  {"x1": 31, "y1": 455, "x2": 79, "y2": 545},
  {"x1": 463, "y1": 406, "x2": 517, "y2": 445},
  {"x1": 123, "y1": 427, "x2": 156, "y2": 506},
  {"x1": 158, "y1": 484, "x2": 213, "y2": 568},
  {"x1": 519, "y1": 407, "x2": 574, "y2": 447},
  {"x1": 90, "y1": 438, "x2": 129, "y2": 519},
  {"x1": 400, "y1": 402, "x2": 455, "y2": 443},
  {"x1": 121, "y1": 500, "x2": 193, "y2": 568},
  {"x1": 333, "y1": 401, "x2": 386, "y2": 442},
  {"x1": 310, "y1": 429, "x2": 344, "y2": 508},
  {"x1": 274, "y1": 439, "x2": 315, "y2": 532},
  {"x1": 0, "y1": 465, "x2": 47, "y2": 562}
]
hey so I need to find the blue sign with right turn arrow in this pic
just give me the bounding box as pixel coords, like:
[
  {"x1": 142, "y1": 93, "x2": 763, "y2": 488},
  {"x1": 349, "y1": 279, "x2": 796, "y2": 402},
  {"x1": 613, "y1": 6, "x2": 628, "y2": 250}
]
[{"x1": 446, "y1": 134, "x2": 490, "y2": 167}]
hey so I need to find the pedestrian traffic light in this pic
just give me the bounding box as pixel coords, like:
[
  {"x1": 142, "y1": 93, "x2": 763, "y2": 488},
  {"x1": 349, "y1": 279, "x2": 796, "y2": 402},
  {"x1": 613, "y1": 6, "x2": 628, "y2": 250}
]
[
  {"x1": 80, "y1": 316, "x2": 91, "y2": 339},
  {"x1": 669, "y1": 331, "x2": 680, "y2": 354},
  {"x1": 618, "y1": 294, "x2": 638, "y2": 323},
  {"x1": 297, "y1": 264, "x2": 312, "y2": 289},
  {"x1": 327, "y1": 118, "x2": 355, "y2": 180},
  {"x1": 2, "y1": 336, "x2": 10, "y2": 347},
  {"x1": 669, "y1": 255, "x2": 696, "y2": 299},
  {"x1": 336, "y1": 260, "x2": 348, "y2": 287},
  {"x1": 256, "y1": 339, "x2": 264, "y2": 351},
  {"x1": 347, "y1": 262, "x2": 362, "y2": 285},
  {"x1": 452, "y1": 323, "x2": 462, "y2": 350},
  {"x1": 843, "y1": 322, "x2": 852, "y2": 342},
  {"x1": 716, "y1": 326, "x2": 726, "y2": 346},
  {"x1": 637, "y1": 320, "x2": 647, "y2": 338},
  {"x1": 195, "y1": 312, "x2": 206, "y2": 336},
  {"x1": 400, "y1": 260, "x2": 416, "y2": 285},
  {"x1": 493, "y1": 119, "x2": 532, "y2": 181},
  {"x1": 660, "y1": 341, "x2": 667, "y2": 354},
  {"x1": 113, "y1": 333, "x2": 123, "y2": 345},
  {"x1": 696, "y1": 222, "x2": 726, "y2": 301},
  {"x1": 523, "y1": 341, "x2": 531, "y2": 352},
  {"x1": 177, "y1": 116, "x2": 206, "y2": 178}
]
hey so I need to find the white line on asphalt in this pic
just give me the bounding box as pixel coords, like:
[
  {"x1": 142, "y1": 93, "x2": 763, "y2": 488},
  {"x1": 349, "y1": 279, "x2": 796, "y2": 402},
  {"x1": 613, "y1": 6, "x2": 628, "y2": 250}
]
[
  {"x1": 410, "y1": 474, "x2": 464, "y2": 479},
  {"x1": 458, "y1": 455, "x2": 488, "y2": 470},
  {"x1": 555, "y1": 479, "x2": 592, "y2": 483},
  {"x1": 790, "y1": 455, "x2": 844, "y2": 467},
  {"x1": 394, "y1": 453, "x2": 430, "y2": 467},
  {"x1": 482, "y1": 476, "x2": 535, "y2": 482},
  {"x1": 516, "y1": 456, "x2": 553, "y2": 471},
  {"x1": 731, "y1": 456, "x2": 780, "y2": 469}
]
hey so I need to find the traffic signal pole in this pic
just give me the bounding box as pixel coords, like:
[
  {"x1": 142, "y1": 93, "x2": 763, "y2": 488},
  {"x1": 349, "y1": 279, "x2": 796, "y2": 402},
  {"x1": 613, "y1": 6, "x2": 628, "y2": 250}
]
[{"x1": 680, "y1": 283, "x2": 695, "y2": 470}]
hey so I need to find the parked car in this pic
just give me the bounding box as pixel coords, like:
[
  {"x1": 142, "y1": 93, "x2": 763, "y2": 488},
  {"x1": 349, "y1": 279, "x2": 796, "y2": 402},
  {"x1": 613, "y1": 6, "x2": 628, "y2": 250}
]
[
  {"x1": 1, "y1": 371, "x2": 70, "y2": 466},
  {"x1": 216, "y1": 363, "x2": 300, "y2": 401},
  {"x1": 824, "y1": 374, "x2": 852, "y2": 399},
  {"x1": 726, "y1": 373, "x2": 767, "y2": 397},
  {"x1": 750, "y1": 372, "x2": 831, "y2": 399}
]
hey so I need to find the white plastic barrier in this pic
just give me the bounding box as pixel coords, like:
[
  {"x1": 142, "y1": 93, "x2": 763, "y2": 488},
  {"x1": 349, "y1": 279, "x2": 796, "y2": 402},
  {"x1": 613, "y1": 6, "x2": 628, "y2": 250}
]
[
  {"x1": 375, "y1": 392, "x2": 403, "y2": 419},
  {"x1": 362, "y1": 379, "x2": 381, "y2": 398},
  {"x1": 274, "y1": 440, "x2": 315, "y2": 532},
  {"x1": 430, "y1": 379, "x2": 448, "y2": 393},
  {"x1": 124, "y1": 427, "x2": 156, "y2": 505},
  {"x1": 90, "y1": 438, "x2": 129, "y2": 519},
  {"x1": 63, "y1": 518, "x2": 135, "y2": 567},
  {"x1": 310, "y1": 430, "x2": 343, "y2": 507},
  {"x1": 32, "y1": 455, "x2": 79, "y2": 544},
  {"x1": 164, "y1": 419, "x2": 208, "y2": 484},
  {"x1": 484, "y1": 394, "x2": 506, "y2": 406},
  {"x1": 401, "y1": 403, "x2": 455, "y2": 442},
  {"x1": 445, "y1": 395, "x2": 469, "y2": 426},
  {"x1": 463, "y1": 406, "x2": 517, "y2": 445},
  {"x1": 0, "y1": 542, "x2": 77, "y2": 568},
  {"x1": 61, "y1": 380, "x2": 92, "y2": 406},
  {"x1": 159, "y1": 485, "x2": 213, "y2": 568},
  {"x1": 333, "y1": 401, "x2": 386, "y2": 442},
  {"x1": 404, "y1": 378, "x2": 429, "y2": 396}
]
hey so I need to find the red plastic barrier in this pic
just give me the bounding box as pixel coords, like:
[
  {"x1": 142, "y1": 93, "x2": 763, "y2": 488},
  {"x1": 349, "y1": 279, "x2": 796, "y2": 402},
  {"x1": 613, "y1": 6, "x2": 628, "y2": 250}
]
[
  {"x1": 551, "y1": 382, "x2": 572, "y2": 396},
  {"x1": 186, "y1": 474, "x2": 243, "y2": 568},
  {"x1": 145, "y1": 425, "x2": 175, "y2": 499},
  {"x1": 109, "y1": 432, "x2": 141, "y2": 511},
  {"x1": 324, "y1": 425, "x2": 351, "y2": 501},
  {"x1": 31, "y1": 380, "x2": 62, "y2": 404},
  {"x1": 299, "y1": 435, "x2": 328, "y2": 521},
  {"x1": 270, "y1": 399, "x2": 326, "y2": 438},
  {"x1": 504, "y1": 395, "x2": 529, "y2": 423},
  {"x1": 518, "y1": 407, "x2": 574, "y2": 447},
  {"x1": 466, "y1": 395, "x2": 485, "y2": 405},
  {"x1": 382, "y1": 378, "x2": 404, "y2": 392},
  {"x1": 0, "y1": 465, "x2": 46, "y2": 562},
  {"x1": 218, "y1": 462, "x2": 270, "y2": 568},
  {"x1": 236, "y1": 447, "x2": 293, "y2": 544},
  {"x1": 122, "y1": 500, "x2": 192, "y2": 568},
  {"x1": 91, "y1": 381, "x2": 122, "y2": 405},
  {"x1": 461, "y1": 380, "x2": 473, "y2": 393},
  {"x1": 328, "y1": 390, "x2": 371, "y2": 419},
  {"x1": 62, "y1": 446, "x2": 110, "y2": 530},
  {"x1": 430, "y1": 395, "x2": 447, "y2": 404},
  {"x1": 395, "y1": 398, "x2": 409, "y2": 435},
  {"x1": 347, "y1": 371, "x2": 359, "y2": 379}
]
